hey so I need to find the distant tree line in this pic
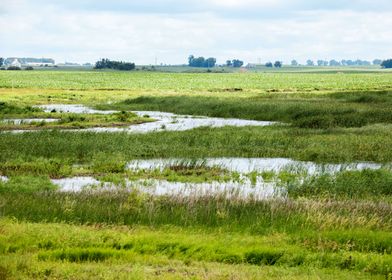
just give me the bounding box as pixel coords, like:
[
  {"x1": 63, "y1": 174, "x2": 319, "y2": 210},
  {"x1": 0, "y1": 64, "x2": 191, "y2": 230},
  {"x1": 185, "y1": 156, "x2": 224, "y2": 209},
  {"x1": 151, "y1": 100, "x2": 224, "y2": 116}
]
[
  {"x1": 94, "y1": 59, "x2": 135, "y2": 71},
  {"x1": 381, "y1": 59, "x2": 392, "y2": 69},
  {"x1": 226, "y1": 59, "x2": 244, "y2": 68},
  {"x1": 188, "y1": 55, "x2": 217, "y2": 68},
  {"x1": 265, "y1": 61, "x2": 282, "y2": 68},
  {"x1": 290, "y1": 59, "x2": 387, "y2": 67}
]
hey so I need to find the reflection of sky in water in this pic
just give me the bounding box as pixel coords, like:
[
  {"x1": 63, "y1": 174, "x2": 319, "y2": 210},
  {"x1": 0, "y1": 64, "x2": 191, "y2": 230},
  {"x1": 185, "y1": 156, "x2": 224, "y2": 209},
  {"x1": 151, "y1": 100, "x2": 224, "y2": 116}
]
[
  {"x1": 36, "y1": 104, "x2": 276, "y2": 133},
  {"x1": 0, "y1": 176, "x2": 9, "y2": 182},
  {"x1": 50, "y1": 176, "x2": 281, "y2": 200},
  {"x1": 127, "y1": 158, "x2": 384, "y2": 175},
  {"x1": 1, "y1": 118, "x2": 59, "y2": 125},
  {"x1": 39, "y1": 156, "x2": 387, "y2": 200}
]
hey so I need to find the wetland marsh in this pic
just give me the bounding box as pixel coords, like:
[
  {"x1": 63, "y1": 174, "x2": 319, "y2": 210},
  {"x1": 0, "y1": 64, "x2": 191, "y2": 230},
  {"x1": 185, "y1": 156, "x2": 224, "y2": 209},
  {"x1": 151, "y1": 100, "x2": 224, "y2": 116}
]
[{"x1": 0, "y1": 70, "x2": 392, "y2": 279}]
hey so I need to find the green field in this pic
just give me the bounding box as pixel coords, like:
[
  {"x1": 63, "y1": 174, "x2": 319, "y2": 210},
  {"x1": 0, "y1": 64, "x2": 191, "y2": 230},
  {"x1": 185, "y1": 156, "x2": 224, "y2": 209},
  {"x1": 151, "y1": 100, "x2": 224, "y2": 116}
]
[{"x1": 0, "y1": 70, "x2": 391, "y2": 279}]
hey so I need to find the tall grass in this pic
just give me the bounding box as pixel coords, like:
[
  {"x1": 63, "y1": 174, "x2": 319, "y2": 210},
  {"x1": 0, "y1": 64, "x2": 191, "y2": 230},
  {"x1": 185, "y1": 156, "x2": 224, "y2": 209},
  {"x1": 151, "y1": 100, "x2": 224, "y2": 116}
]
[
  {"x1": 1, "y1": 219, "x2": 390, "y2": 278},
  {"x1": 2, "y1": 191, "x2": 390, "y2": 233},
  {"x1": 98, "y1": 92, "x2": 392, "y2": 128},
  {"x1": 286, "y1": 169, "x2": 392, "y2": 199},
  {"x1": 1, "y1": 126, "x2": 392, "y2": 164}
]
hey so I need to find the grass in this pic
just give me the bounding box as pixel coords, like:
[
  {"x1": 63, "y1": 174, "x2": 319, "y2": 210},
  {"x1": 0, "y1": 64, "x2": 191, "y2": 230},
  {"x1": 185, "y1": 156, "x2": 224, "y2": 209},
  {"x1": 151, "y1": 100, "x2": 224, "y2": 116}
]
[
  {"x1": 96, "y1": 91, "x2": 392, "y2": 129},
  {"x1": 1, "y1": 70, "x2": 392, "y2": 278},
  {"x1": 1, "y1": 71, "x2": 392, "y2": 91},
  {"x1": 1, "y1": 126, "x2": 392, "y2": 164},
  {"x1": 287, "y1": 169, "x2": 392, "y2": 199},
  {"x1": 0, "y1": 218, "x2": 390, "y2": 279},
  {"x1": 1, "y1": 221, "x2": 388, "y2": 280},
  {"x1": 0, "y1": 102, "x2": 152, "y2": 131}
]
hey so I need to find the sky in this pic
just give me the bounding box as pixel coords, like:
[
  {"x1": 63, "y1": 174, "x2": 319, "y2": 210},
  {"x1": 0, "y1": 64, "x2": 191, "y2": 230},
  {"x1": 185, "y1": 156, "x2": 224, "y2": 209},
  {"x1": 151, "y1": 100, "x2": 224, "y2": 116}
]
[{"x1": 0, "y1": 0, "x2": 391, "y2": 65}]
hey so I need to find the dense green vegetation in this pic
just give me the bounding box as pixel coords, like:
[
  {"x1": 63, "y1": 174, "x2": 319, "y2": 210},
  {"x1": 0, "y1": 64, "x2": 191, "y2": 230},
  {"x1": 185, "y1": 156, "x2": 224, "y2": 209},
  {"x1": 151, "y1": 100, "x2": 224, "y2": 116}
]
[
  {"x1": 1, "y1": 71, "x2": 392, "y2": 91},
  {"x1": 2, "y1": 126, "x2": 392, "y2": 164},
  {"x1": 0, "y1": 70, "x2": 392, "y2": 279},
  {"x1": 98, "y1": 90, "x2": 392, "y2": 128}
]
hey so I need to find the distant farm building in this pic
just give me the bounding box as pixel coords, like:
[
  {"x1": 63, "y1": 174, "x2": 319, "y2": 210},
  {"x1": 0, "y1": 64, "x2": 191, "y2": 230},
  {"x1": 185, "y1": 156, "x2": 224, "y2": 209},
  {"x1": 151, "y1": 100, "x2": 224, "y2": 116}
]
[
  {"x1": 5, "y1": 57, "x2": 55, "y2": 67},
  {"x1": 10, "y1": 58, "x2": 22, "y2": 68}
]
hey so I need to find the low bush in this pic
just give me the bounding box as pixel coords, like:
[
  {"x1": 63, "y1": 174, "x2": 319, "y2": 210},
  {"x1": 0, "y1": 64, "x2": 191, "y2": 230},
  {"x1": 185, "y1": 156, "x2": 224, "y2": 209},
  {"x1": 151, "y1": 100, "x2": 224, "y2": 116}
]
[{"x1": 7, "y1": 66, "x2": 21, "y2": 70}]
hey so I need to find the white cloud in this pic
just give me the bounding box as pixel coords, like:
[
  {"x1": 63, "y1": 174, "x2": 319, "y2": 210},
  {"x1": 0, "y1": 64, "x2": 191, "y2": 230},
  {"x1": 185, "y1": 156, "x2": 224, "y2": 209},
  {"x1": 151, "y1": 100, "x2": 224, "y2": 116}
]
[
  {"x1": 0, "y1": 1, "x2": 391, "y2": 64},
  {"x1": 210, "y1": 0, "x2": 284, "y2": 8}
]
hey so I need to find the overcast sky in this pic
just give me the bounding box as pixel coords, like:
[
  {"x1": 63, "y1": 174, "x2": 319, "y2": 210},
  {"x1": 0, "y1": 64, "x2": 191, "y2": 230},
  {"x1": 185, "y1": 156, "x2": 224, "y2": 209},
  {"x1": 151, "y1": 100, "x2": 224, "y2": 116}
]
[{"x1": 1, "y1": 0, "x2": 391, "y2": 65}]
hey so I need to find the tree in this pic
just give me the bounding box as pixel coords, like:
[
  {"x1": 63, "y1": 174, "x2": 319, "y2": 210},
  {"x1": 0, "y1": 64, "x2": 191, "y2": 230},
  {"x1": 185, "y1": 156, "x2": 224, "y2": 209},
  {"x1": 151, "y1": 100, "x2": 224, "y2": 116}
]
[
  {"x1": 381, "y1": 59, "x2": 392, "y2": 69},
  {"x1": 232, "y1": 59, "x2": 244, "y2": 68},
  {"x1": 306, "y1": 59, "x2": 314, "y2": 66},
  {"x1": 274, "y1": 61, "x2": 282, "y2": 68},
  {"x1": 188, "y1": 55, "x2": 195, "y2": 66},
  {"x1": 329, "y1": 59, "x2": 341, "y2": 66},
  {"x1": 0, "y1": 58, "x2": 3, "y2": 67},
  {"x1": 205, "y1": 57, "x2": 217, "y2": 68},
  {"x1": 345, "y1": 60, "x2": 354, "y2": 66},
  {"x1": 226, "y1": 60, "x2": 232, "y2": 67},
  {"x1": 373, "y1": 59, "x2": 382, "y2": 65},
  {"x1": 188, "y1": 55, "x2": 216, "y2": 68},
  {"x1": 291, "y1": 60, "x2": 298, "y2": 66},
  {"x1": 265, "y1": 62, "x2": 273, "y2": 68},
  {"x1": 94, "y1": 58, "x2": 135, "y2": 71},
  {"x1": 317, "y1": 60, "x2": 324, "y2": 66}
]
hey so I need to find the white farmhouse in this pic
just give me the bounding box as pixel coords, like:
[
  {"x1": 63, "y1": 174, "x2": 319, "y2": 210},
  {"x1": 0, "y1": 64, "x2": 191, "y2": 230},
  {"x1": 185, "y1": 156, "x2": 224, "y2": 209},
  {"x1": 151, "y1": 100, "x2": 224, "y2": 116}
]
[{"x1": 10, "y1": 58, "x2": 22, "y2": 68}]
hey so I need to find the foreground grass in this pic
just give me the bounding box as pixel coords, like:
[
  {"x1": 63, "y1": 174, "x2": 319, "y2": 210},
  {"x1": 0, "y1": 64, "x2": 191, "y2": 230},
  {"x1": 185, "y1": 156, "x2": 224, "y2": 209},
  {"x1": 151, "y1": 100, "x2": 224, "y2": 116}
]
[{"x1": 0, "y1": 219, "x2": 390, "y2": 279}]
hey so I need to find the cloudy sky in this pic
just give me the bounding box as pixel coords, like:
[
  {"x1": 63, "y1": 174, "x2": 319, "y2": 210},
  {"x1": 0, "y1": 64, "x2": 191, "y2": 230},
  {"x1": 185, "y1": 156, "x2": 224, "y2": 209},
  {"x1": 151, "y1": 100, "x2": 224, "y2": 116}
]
[{"x1": 1, "y1": 0, "x2": 391, "y2": 65}]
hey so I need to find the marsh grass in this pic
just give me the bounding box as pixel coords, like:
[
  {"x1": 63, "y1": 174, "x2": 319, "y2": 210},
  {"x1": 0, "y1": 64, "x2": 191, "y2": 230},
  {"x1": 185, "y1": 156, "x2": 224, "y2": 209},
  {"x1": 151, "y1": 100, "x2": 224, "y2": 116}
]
[
  {"x1": 0, "y1": 101, "x2": 152, "y2": 131},
  {"x1": 99, "y1": 92, "x2": 392, "y2": 129},
  {"x1": 2, "y1": 190, "x2": 390, "y2": 233},
  {"x1": 0, "y1": 217, "x2": 390, "y2": 276},
  {"x1": 287, "y1": 169, "x2": 392, "y2": 199},
  {"x1": 0, "y1": 176, "x2": 56, "y2": 193},
  {"x1": 1, "y1": 126, "x2": 392, "y2": 164},
  {"x1": 1, "y1": 70, "x2": 392, "y2": 279}
]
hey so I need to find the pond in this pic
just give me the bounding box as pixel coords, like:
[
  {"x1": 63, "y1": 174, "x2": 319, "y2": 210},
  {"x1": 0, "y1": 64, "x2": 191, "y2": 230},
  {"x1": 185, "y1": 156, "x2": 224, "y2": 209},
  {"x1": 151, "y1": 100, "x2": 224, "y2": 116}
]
[
  {"x1": 127, "y1": 157, "x2": 384, "y2": 175},
  {"x1": 36, "y1": 104, "x2": 277, "y2": 133},
  {"x1": 50, "y1": 176, "x2": 280, "y2": 200}
]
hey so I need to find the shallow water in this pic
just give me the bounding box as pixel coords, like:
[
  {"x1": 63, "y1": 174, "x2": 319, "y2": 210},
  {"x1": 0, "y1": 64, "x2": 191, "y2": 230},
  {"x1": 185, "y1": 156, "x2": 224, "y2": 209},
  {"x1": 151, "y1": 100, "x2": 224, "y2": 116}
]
[
  {"x1": 1, "y1": 118, "x2": 59, "y2": 125},
  {"x1": 127, "y1": 157, "x2": 384, "y2": 175},
  {"x1": 0, "y1": 176, "x2": 9, "y2": 182},
  {"x1": 37, "y1": 104, "x2": 117, "y2": 115},
  {"x1": 35, "y1": 104, "x2": 276, "y2": 133},
  {"x1": 51, "y1": 177, "x2": 101, "y2": 192},
  {"x1": 51, "y1": 176, "x2": 280, "y2": 200}
]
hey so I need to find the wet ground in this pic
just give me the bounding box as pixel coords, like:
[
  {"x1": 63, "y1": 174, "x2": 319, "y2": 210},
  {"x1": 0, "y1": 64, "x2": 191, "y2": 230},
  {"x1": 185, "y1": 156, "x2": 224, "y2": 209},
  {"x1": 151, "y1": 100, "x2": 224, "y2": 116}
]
[
  {"x1": 2, "y1": 105, "x2": 388, "y2": 199},
  {"x1": 50, "y1": 176, "x2": 279, "y2": 200},
  {"x1": 127, "y1": 157, "x2": 384, "y2": 175},
  {"x1": 1, "y1": 156, "x2": 384, "y2": 200},
  {"x1": 35, "y1": 104, "x2": 276, "y2": 133},
  {"x1": 0, "y1": 176, "x2": 9, "y2": 182},
  {"x1": 1, "y1": 118, "x2": 59, "y2": 125}
]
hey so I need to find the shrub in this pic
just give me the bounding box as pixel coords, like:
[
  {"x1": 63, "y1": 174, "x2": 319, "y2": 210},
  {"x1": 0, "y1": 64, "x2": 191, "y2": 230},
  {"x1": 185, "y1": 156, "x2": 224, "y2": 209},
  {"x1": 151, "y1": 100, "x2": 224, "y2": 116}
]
[
  {"x1": 7, "y1": 66, "x2": 21, "y2": 70},
  {"x1": 244, "y1": 249, "x2": 284, "y2": 265},
  {"x1": 94, "y1": 58, "x2": 135, "y2": 71},
  {"x1": 25, "y1": 66, "x2": 34, "y2": 70}
]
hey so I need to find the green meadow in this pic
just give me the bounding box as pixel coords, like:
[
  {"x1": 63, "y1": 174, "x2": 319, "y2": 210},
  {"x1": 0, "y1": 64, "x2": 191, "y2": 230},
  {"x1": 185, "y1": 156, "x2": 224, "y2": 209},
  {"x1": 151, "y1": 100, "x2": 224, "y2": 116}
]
[{"x1": 0, "y1": 69, "x2": 391, "y2": 279}]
